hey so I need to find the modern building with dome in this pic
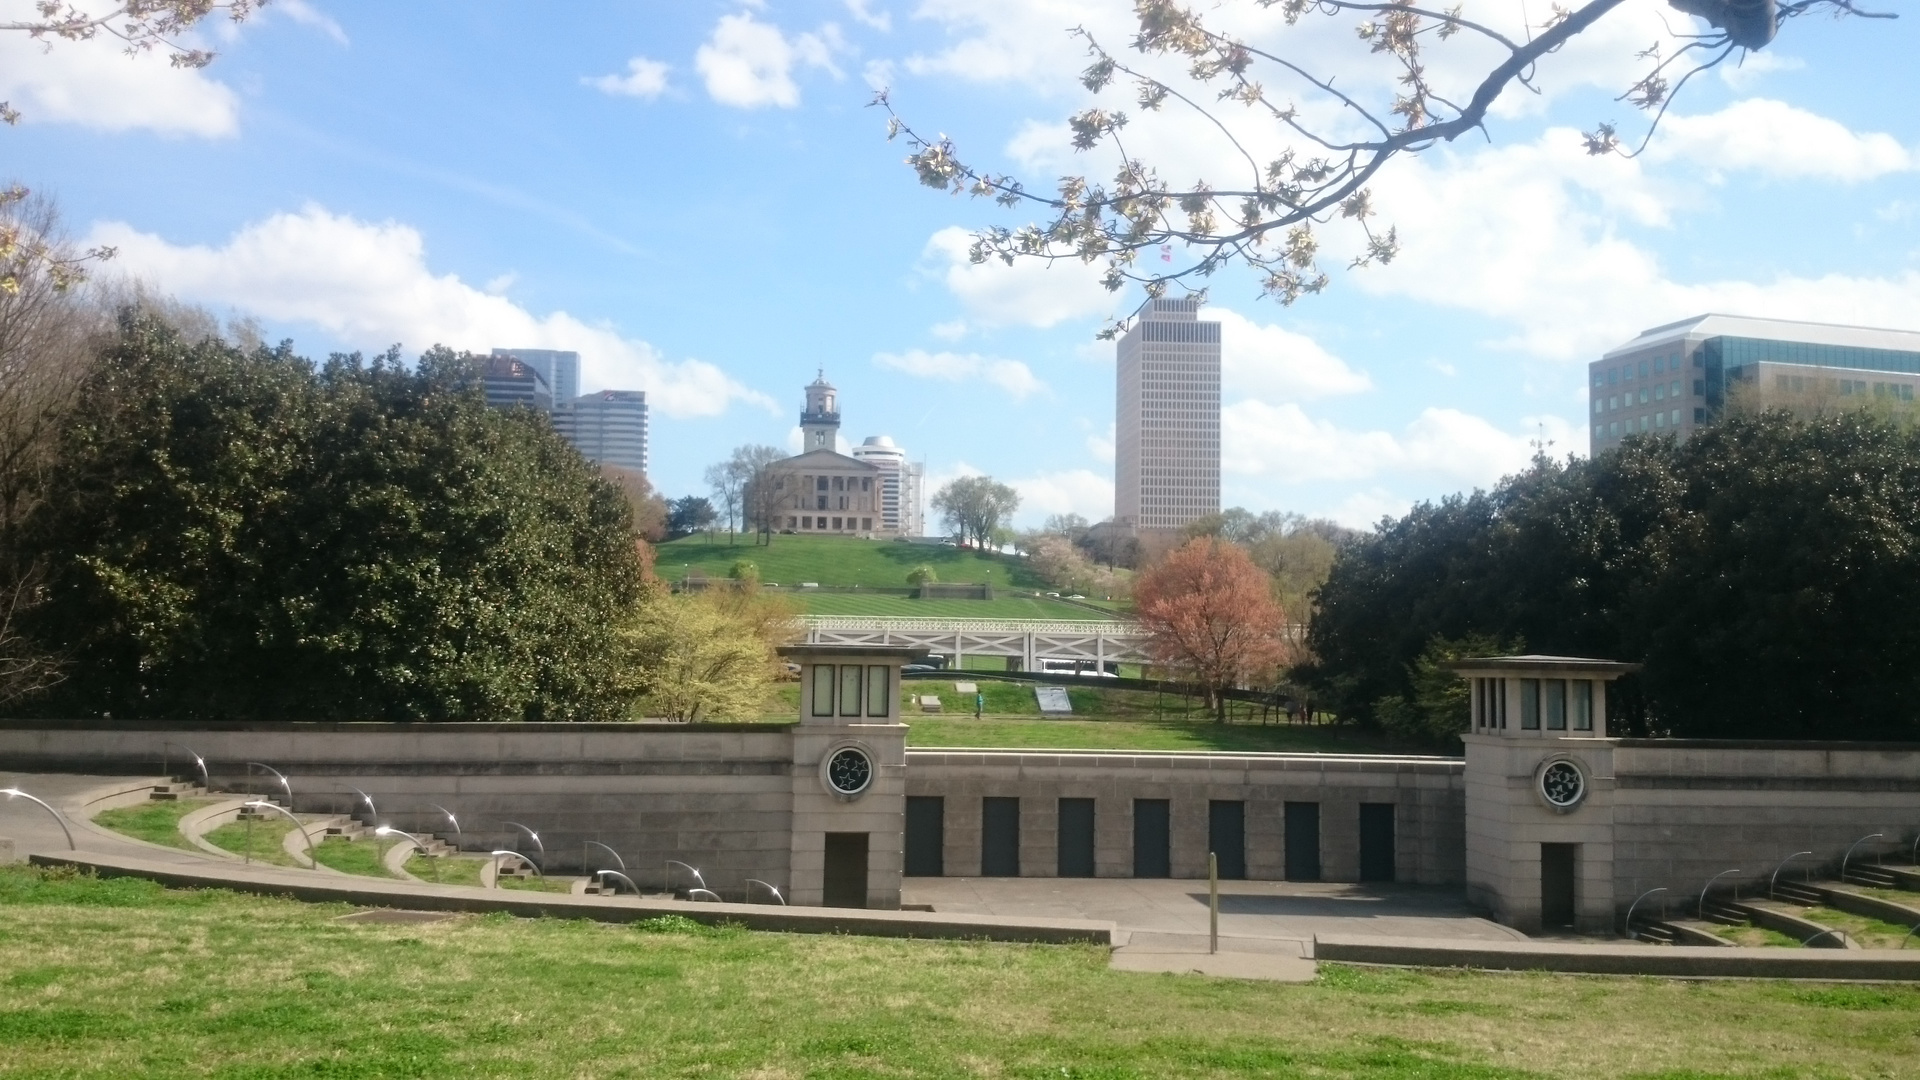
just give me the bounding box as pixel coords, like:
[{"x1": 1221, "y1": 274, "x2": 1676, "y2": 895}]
[{"x1": 762, "y1": 373, "x2": 924, "y2": 537}]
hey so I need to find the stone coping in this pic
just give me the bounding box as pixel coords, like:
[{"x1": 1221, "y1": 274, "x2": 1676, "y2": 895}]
[
  {"x1": 27, "y1": 851, "x2": 1116, "y2": 946},
  {"x1": 0, "y1": 720, "x2": 797, "y2": 733},
  {"x1": 1612, "y1": 738, "x2": 1920, "y2": 751},
  {"x1": 907, "y1": 747, "x2": 1464, "y2": 766},
  {"x1": 1312, "y1": 933, "x2": 1920, "y2": 979}
]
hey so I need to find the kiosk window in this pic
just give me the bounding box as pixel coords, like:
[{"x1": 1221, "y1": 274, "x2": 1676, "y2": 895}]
[
  {"x1": 1545, "y1": 680, "x2": 1567, "y2": 730},
  {"x1": 839, "y1": 665, "x2": 863, "y2": 717},
  {"x1": 1519, "y1": 679, "x2": 1541, "y2": 730},
  {"x1": 866, "y1": 665, "x2": 890, "y2": 716},
  {"x1": 1571, "y1": 680, "x2": 1593, "y2": 731},
  {"x1": 811, "y1": 665, "x2": 834, "y2": 717}
]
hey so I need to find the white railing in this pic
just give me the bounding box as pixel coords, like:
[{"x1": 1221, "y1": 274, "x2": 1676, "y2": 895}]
[
  {"x1": 797, "y1": 616, "x2": 1152, "y2": 664},
  {"x1": 800, "y1": 616, "x2": 1144, "y2": 636}
]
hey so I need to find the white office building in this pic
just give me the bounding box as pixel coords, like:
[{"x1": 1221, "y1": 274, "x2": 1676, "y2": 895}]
[
  {"x1": 851, "y1": 436, "x2": 925, "y2": 537},
  {"x1": 492, "y1": 348, "x2": 579, "y2": 406},
  {"x1": 1115, "y1": 295, "x2": 1221, "y2": 533},
  {"x1": 557, "y1": 390, "x2": 649, "y2": 475}
]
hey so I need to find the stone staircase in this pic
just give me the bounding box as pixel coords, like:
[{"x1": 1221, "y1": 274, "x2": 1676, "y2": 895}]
[{"x1": 148, "y1": 780, "x2": 208, "y2": 802}]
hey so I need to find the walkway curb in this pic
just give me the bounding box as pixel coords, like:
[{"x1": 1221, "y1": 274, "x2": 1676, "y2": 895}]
[
  {"x1": 1313, "y1": 933, "x2": 1920, "y2": 980},
  {"x1": 29, "y1": 851, "x2": 1116, "y2": 946}
]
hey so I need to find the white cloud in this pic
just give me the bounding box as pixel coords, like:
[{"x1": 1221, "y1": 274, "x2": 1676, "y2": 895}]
[
  {"x1": 1008, "y1": 468, "x2": 1112, "y2": 525},
  {"x1": 844, "y1": 0, "x2": 891, "y2": 32},
  {"x1": 274, "y1": 0, "x2": 350, "y2": 45},
  {"x1": 873, "y1": 348, "x2": 1046, "y2": 399},
  {"x1": 586, "y1": 56, "x2": 672, "y2": 99},
  {"x1": 695, "y1": 12, "x2": 844, "y2": 109},
  {"x1": 923, "y1": 226, "x2": 1114, "y2": 329},
  {"x1": 88, "y1": 206, "x2": 775, "y2": 420},
  {"x1": 1085, "y1": 426, "x2": 1114, "y2": 464},
  {"x1": 1222, "y1": 401, "x2": 1577, "y2": 486},
  {"x1": 1648, "y1": 99, "x2": 1912, "y2": 182},
  {"x1": 1718, "y1": 50, "x2": 1803, "y2": 91},
  {"x1": 0, "y1": 26, "x2": 239, "y2": 136},
  {"x1": 1213, "y1": 307, "x2": 1371, "y2": 401},
  {"x1": 929, "y1": 319, "x2": 967, "y2": 341}
]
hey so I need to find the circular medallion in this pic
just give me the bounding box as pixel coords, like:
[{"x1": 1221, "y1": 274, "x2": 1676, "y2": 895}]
[
  {"x1": 1537, "y1": 759, "x2": 1587, "y2": 812},
  {"x1": 824, "y1": 746, "x2": 874, "y2": 797}
]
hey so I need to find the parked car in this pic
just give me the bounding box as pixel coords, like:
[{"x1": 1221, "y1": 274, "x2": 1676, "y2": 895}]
[{"x1": 901, "y1": 664, "x2": 941, "y2": 675}]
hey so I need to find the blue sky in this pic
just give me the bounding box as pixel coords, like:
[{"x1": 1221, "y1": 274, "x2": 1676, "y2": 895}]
[{"x1": 5, "y1": 0, "x2": 1918, "y2": 528}]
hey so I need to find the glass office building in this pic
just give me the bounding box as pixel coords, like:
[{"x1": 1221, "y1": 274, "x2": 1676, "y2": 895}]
[{"x1": 1589, "y1": 314, "x2": 1920, "y2": 455}]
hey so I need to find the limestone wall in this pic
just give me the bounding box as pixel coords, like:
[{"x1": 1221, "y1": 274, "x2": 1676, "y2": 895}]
[{"x1": 904, "y1": 750, "x2": 1467, "y2": 884}]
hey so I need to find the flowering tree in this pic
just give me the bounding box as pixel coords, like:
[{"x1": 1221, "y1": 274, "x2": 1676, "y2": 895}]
[
  {"x1": 878, "y1": 0, "x2": 1893, "y2": 330},
  {"x1": 1133, "y1": 537, "x2": 1291, "y2": 721},
  {"x1": 1, "y1": 1, "x2": 268, "y2": 126}
]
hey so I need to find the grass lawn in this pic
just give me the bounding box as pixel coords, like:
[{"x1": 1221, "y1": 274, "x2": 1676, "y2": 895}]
[
  {"x1": 788, "y1": 593, "x2": 1114, "y2": 621},
  {"x1": 3, "y1": 866, "x2": 1919, "y2": 1078},
  {"x1": 1795, "y1": 905, "x2": 1918, "y2": 949},
  {"x1": 91, "y1": 799, "x2": 217, "y2": 851},
  {"x1": 497, "y1": 874, "x2": 576, "y2": 894},
  {"x1": 309, "y1": 837, "x2": 400, "y2": 879},
  {"x1": 418, "y1": 856, "x2": 488, "y2": 888},
  {"x1": 657, "y1": 533, "x2": 1049, "y2": 590},
  {"x1": 201, "y1": 817, "x2": 305, "y2": 867}
]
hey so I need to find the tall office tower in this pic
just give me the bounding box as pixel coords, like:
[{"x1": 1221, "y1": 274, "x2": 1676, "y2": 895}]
[
  {"x1": 491, "y1": 348, "x2": 579, "y2": 406},
  {"x1": 481, "y1": 355, "x2": 552, "y2": 411},
  {"x1": 557, "y1": 390, "x2": 649, "y2": 475},
  {"x1": 1591, "y1": 314, "x2": 1920, "y2": 455},
  {"x1": 1115, "y1": 295, "x2": 1221, "y2": 533},
  {"x1": 851, "y1": 436, "x2": 926, "y2": 536}
]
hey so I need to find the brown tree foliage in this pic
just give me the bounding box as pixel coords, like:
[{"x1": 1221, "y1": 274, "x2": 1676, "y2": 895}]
[
  {"x1": 600, "y1": 463, "x2": 668, "y2": 542},
  {"x1": 1132, "y1": 536, "x2": 1290, "y2": 721}
]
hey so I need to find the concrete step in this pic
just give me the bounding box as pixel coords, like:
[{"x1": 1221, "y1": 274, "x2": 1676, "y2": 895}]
[
  {"x1": 150, "y1": 782, "x2": 207, "y2": 801},
  {"x1": 1844, "y1": 865, "x2": 1901, "y2": 888},
  {"x1": 1773, "y1": 881, "x2": 1824, "y2": 906},
  {"x1": 1653, "y1": 920, "x2": 1730, "y2": 947}
]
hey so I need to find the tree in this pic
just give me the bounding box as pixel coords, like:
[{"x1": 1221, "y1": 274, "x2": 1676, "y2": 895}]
[
  {"x1": 1185, "y1": 507, "x2": 1359, "y2": 627},
  {"x1": 621, "y1": 591, "x2": 778, "y2": 722},
  {"x1": 17, "y1": 320, "x2": 645, "y2": 721},
  {"x1": 1, "y1": 1, "x2": 266, "y2": 126},
  {"x1": 1305, "y1": 413, "x2": 1920, "y2": 740},
  {"x1": 877, "y1": 0, "x2": 1892, "y2": 326},
  {"x1": 906, "y1": 564, "x2": 937, "y2": 586},
  {"x1": 600, "y1": 464, "x2": 669, "y2": 542},
  {"x1": 0, "y1": 191, "x2": 107, "y2": 707},
  {"x1": 932, "y1": 475, "x2": 1020, "y2": 549},
  {"x1": 1372, "y1": 632, "x2": 1521, "y2": 747},
  {"x1": 704, "y1": 457, "x2": 746, "y2": 544},
  {"x1": 733, "y1": 443, "x2": 789, "y2": 545},
  {"x1": 668, "y1": 495, "x2": 717, "y2": 536},
  {"x1": 1132, "y1": 537, "x2": 1290, "y2": 721}
]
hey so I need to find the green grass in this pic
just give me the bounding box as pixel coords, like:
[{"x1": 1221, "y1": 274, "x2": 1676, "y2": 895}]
[
  {"x1": 788, "y1": 592, "x2": 1114, "y2": 620},
  {"x1": 2, "y1": 865, "x2": 1919, "y2": 1077},
  {"x1": 422, "y1": 856, "x2": 488, "y2": 888},
  {"x1": 309, "y1": 837, "x2": 400, "y2": 879},
  {"x1": 905, "y1": 717, "x2": 1428, "y2": 754},
  {"x1": 497, "y1": 874, "x2": 576, "y2": 894},
  {"x1": 658, "y1": 532, "x2": 1048, "y2": 590},
  {"x1": 90, "y1": 799, "x2": 216, "y2": 851},
  {"x1": 1795, "y1": 905, "x2": 1918, "y2": 949},
  {"x1": 201, "y1": 816, "x2": 305, "y2": 867}
]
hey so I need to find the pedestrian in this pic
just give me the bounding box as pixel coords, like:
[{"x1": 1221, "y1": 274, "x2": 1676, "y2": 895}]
[{"x1": 975, "y1": 692, "x2": 984, "y2": 719}]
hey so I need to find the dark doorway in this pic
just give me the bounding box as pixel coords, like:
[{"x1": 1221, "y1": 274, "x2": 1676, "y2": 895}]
[
  {"x1": 1359, "y1": 803, "x2": 1396, "y2": 883},
  {"x1": 981, "y1": 797, "x2": 1021, "y2": 876},
  {"x1": 1207, "y1": 800, "x2": 1246, "y2": 879},
  {"x1": 1284, "y1": 802, "x2": 1321, "y2": 882},
  {"x1": 823, "y1": 832, "x2": 868, "y2": 908},
  {"x1": 905, "y1": 796, "x2": 944, "y2": 877},
  {"x1": 1541, "y1": 843, "x2": 1577, "y2": 929},
  {"x1": 1057, "y1": 798, "x2": 1096, "y2": 878},
  {"x1": 1132, "y1": 799, "x2": 1171, "y2": 878}
]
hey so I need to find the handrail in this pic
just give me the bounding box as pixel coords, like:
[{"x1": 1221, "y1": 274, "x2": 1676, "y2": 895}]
[
  {"x1": 244, "y1": 800, "x2": 316, "y2": 867},
  {"x1": 489, "y1": 850, "x2": 540, "y2": 878},
  {"x1": 162, "y1": 741, "x2": 208, "y2": 786},
  {"x1": 1, "y1": 787, "x2": 74, "y2": 850},
  {"x1": 1699, "y1": 869, "x2": 1743, "y2": 918},
  {"x1": 429, "y1": 804, "x2": 462, "y2": 848},
  {"x1": 1623, "y1": 887, "x2": 1666, "y2": 936},
  {"x1": 595, "y1": 869, "x2": 640, "y2": 894},
  {"x1": 746, "y1": 879, "x2": 786, "y2": 905},
  {"x1": 1802, "y1": 928, "x2": 1849, "y2": 949},
  {"x1": 1842, "y1": 833, "x2": 1884, "y2": 882},
  {"x1": 1770, "y1": 852, "x2": 1815, "y2": 899},
  {"x1": 244, "y1": 763, "x2": 292, "y2": 801},
  {"x1": 583, "y1": 840, "x2": 625, "y2": 871}
]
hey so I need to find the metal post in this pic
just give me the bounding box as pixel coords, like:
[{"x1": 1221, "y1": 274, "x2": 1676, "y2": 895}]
[
  {"x1": 1699, "y1": 869, "x2": 1742, "y2": 918},
  {"x1": 1770, "y1": 852, "x2": 1814, "y2": 899},
  {"x1": 1842, "y1": 833, "x2": 1884, "y2": 883},
  {"x1": 1208, "y1": 851, "x2": 1219, "y2": 955},
  {"x1": 1622, "y1": 887, "x2": 1666, "y2": 937}
]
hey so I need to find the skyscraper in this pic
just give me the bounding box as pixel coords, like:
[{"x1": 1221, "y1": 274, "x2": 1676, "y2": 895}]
[
  {"x1": 1115, "y1": 295, "x2": 1221, "y2": 534},
  {"x1": 557, "y1": 390, "x2": 649, "y2": 475},
  {"x1": 492, "y1": 348, "x2": 579, "y2": 405},
  {"x1": 481, "y1": 355, "x2": 552, "y2": 411}
]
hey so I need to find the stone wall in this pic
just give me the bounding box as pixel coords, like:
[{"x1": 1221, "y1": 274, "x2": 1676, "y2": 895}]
[
  {"x1": 904, "y1": 750, "x2": 1467, "y2": 884},
  {"x1": 0, "y1": 723, "x2": 803, "y2": 898}
]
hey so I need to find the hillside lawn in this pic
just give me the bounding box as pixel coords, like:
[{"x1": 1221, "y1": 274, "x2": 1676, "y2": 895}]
[
  {"x1": 657, "y1": 533, "x2": 1048, "y2": 590},
  {"x1": 788, "y1": 593, "x2": 1113, "y2": 620},
  {"x1": 3, "y1": 865, "x2": 1917, "y2": 1078}
]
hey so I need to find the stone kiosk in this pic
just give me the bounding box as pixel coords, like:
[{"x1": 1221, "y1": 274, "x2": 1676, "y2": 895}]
[
  {"x1": 1453, "y1": 655, "x2": 1638, "y2": 933},
  {"x1": 778, "y1": 644, "x2": 925, "y2": 909}
]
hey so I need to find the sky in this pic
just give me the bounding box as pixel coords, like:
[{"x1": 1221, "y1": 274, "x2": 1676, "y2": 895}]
[{"x1": 5, "y1": 0, "x2": 1918, "y2": 529}]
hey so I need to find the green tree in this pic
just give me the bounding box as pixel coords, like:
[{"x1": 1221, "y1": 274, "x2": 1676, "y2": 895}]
[
  {"x1": 906, "y1": 564, "x2": 937, "y2": 586},
  {"x1": 1306, "y1": 413, "x2": 1920, "y2": 740},
  {"x1": 18, "y1": 317, "x2": 644, "y2": 721},
  {"x1": 931, "y1": 475, "x2": 1020, "y2": 549},
  {"x1": 1373, "y1": 633, "x2": 1521, "y2": 748}
]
